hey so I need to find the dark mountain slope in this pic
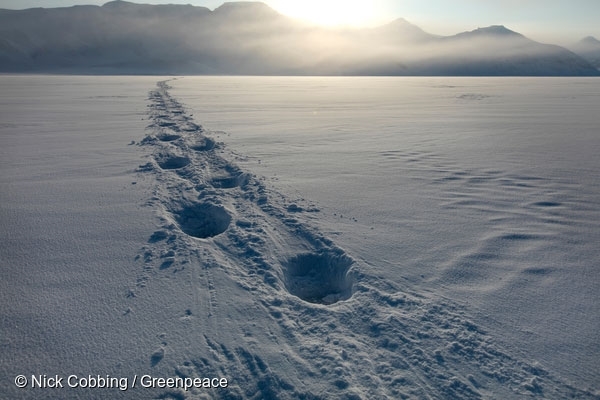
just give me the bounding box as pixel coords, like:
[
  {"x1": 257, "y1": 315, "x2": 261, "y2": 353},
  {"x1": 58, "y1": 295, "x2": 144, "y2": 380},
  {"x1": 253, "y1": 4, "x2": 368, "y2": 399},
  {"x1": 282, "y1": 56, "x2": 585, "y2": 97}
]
[{"x1": 0, "y1": 1, "x2": 597, "y2": 76}]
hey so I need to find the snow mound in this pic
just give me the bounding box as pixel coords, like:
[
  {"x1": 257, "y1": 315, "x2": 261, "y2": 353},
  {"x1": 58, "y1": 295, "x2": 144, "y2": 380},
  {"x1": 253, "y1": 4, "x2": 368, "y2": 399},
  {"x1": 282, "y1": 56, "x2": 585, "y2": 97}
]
[{"x1": 284, "y1": 251, "x2": 354, "y2": 304}]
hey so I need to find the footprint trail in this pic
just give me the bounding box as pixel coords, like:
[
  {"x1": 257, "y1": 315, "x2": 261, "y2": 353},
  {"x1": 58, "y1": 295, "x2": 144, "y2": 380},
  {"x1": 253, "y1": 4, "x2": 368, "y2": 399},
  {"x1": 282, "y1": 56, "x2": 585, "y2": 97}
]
[{"x1": 130, "y1": 80, "x2": 595, "y2": 399}]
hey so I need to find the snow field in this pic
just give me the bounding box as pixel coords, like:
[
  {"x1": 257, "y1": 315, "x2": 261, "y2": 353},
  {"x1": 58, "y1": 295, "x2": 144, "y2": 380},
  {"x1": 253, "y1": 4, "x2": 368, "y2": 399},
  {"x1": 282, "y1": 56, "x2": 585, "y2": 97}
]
[
  {"x1": 130, "y1": 79, "x2": 597, "y2": 398},
  {"x1": 169, "y1": 76, "x2": 600, "y2": 392},
  {"x1": 1, "y1": 76, "x2": 598, "y2": 399}
]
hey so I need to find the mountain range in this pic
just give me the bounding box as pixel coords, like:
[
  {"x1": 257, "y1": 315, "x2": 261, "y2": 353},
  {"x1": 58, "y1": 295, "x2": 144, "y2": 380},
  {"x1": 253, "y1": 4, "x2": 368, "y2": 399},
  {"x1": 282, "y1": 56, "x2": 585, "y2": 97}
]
[
  {"x1": 570, "y1": 36, "x2": 600, "y2": 69},
  {"x1": 0, "y1": 0, "x2": 598, "y2": 76}
]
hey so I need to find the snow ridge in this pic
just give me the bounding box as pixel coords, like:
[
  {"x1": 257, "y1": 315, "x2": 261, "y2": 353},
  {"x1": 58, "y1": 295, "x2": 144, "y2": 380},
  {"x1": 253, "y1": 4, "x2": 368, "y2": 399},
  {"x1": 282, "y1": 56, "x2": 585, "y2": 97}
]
[{"x1": 131, "y1": 80, "x2": 595, "y2": 399}]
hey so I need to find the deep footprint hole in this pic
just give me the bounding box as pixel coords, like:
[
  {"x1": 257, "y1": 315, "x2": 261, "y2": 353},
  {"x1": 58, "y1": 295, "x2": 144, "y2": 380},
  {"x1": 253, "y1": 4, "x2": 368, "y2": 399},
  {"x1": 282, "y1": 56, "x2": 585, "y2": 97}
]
[
  {"x1": 157, "y1": 154, "x2": 190, "y2": 170},
  {"x1": 284, "y1": 251, "x2": 355, "y2": 305},
  {"x1": 191, "y1": 137, "x2": 216, "y2": 151},
  {"x1": 211, "y1": 172, "x2": 250, "y2": 189},
  {"x1": 173, "y1": 202, "x2": 231, "y2": 238},
  {"x1": 157, "y1": 133, "x2": 181, "y2": 142}
]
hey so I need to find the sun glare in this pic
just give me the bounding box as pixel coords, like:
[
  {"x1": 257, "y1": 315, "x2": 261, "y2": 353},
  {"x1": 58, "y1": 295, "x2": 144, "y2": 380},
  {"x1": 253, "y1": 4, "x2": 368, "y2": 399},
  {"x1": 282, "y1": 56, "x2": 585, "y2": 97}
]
[{"x1": 273, "y1": 0, "x2": 383, "y2": 27}]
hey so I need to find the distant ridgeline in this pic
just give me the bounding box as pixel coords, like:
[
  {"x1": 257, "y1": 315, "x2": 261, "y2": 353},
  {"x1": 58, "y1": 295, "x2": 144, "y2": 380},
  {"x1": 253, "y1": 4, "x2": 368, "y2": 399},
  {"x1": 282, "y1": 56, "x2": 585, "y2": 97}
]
[{"x1": 1, "y1": 0, "x2": 599, "y2": 75}]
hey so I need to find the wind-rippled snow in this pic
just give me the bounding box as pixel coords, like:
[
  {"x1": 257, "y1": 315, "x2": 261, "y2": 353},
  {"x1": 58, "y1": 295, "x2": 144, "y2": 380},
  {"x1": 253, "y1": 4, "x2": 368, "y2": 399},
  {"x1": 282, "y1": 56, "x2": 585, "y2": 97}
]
[{"x1": 1, "y1": 75, "x2": 598, "y2": 399}]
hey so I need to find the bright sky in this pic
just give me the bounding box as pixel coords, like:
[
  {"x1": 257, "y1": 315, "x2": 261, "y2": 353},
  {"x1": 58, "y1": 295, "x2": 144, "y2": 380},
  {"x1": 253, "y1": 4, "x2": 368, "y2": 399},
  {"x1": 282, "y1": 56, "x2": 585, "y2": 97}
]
[{"x1": 1, "y1": 0, "x2": 598, "y2": 45}]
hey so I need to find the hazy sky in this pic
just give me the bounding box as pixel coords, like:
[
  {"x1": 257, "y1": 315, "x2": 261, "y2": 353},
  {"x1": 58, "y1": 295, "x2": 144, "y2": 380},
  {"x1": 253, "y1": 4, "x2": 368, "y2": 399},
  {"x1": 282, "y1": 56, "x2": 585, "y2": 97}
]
[{"x1": 1, "y1": 0, "x2": 598, "y2": 45}]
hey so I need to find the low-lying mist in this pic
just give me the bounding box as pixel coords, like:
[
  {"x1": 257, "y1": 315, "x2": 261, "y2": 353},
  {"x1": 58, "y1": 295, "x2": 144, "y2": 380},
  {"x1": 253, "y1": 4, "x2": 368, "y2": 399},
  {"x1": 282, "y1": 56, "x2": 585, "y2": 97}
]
[{"x1": 0, "y1": 1, "x2": 598, "y2": 75}]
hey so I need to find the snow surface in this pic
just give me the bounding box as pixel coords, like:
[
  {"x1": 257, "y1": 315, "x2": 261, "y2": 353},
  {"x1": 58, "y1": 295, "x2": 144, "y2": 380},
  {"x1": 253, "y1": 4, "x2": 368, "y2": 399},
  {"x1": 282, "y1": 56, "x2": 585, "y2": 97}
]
[{"x1": 1, "y1": 75, "x2": 599, "y2": 399}]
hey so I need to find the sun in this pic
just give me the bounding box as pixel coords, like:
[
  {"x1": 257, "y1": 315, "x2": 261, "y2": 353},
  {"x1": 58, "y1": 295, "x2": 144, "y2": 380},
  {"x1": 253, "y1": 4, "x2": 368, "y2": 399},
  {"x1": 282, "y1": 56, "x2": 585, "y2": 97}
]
[{"x1": 272, "y1": 0, "x2": 384, "y2": 27}]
